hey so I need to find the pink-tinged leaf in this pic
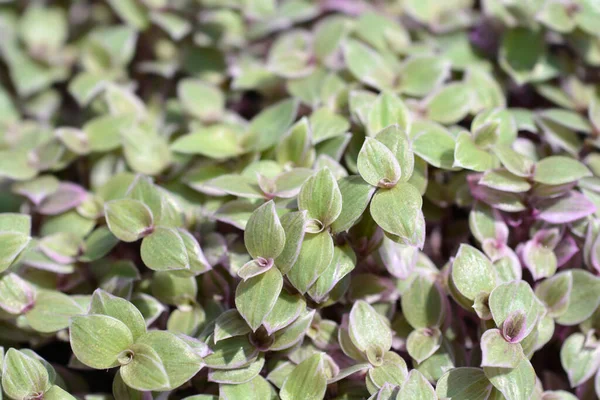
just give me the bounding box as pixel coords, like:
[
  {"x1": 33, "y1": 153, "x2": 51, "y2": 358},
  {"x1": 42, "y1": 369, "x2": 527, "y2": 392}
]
[
  {"x1": 554, "y1": 235, "x2": 579, "y2": 267},
  {"x1": 37, "y1": 183, "x2": 88, "y2": 215},
  {"x1": 501, "y1": 310, "x2": 528, "y2": 344},
  {"x1": 481, "y1": 328, "x2": 524, "y2": 368},
  {"x1": 519, "y1": 236, "x2": 557, "y2": 281},
  {"x1": 468, "y1": 174, "x2": 526, "y2": 212},
  {"x1": 536, "y1": 191, "x2": 596, "y2": 224}
]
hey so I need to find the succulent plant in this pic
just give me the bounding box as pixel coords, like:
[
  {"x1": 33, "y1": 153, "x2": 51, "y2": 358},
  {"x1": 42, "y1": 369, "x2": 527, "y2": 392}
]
[{"x1": 1, "y1": 0, "x2": 600, "y2": 399}]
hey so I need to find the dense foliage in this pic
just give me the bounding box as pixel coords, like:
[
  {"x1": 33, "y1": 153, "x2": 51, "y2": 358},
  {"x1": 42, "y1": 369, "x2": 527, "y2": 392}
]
[{"x1": 1, "y1": 0, "x2": 600, "y2": 399}]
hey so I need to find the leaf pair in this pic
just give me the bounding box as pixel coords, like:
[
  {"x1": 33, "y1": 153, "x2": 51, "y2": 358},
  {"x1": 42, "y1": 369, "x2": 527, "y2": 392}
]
[
  {"x1": 3, "y1": 348, "x2": 76, "y2": 400},
  {"x1": 69, "y1": 289, "x2": 204, "y2": 391}
]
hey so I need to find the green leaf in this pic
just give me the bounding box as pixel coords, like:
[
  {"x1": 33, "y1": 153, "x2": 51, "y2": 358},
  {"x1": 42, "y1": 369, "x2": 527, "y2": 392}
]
[
  {"x1": 133, "y1": 331, "x2": 203, "y2": 390},
  {"x1": 376, "y1": 124, "x2": 414, "y2": 182},
  {"x1": 169, "y1": 311, "x2": 207, "y2": 342},
  {"x1": 244, "y1": 200, "x2": 286, "y2": 260},
  {"x1": 119, "y1": 343, "x2": 169, "y2": 391},
  {"x1": 453, "y1": 132, "x2": 495, "y2": 172},
  {"x1": 399, "y1": 55, "x2": 451, "y2": 97},
  {"x1": 407, "y1": 327, "x2": 442, "y2": 364},
  {"x1": 425, "y1": 83, "x2": 472, "y2": 125},
  {"x1": 411, "y1": 121, "x2": 456, "y2": 169},
  {"x1": 481, "y1": 329, "x2": 524, "y2": 368},
  {"x1": 484, "y1": 357, "x2": 536, "y2": 400},
  {"x1": 106, "y1": 0, "x2": 149, "y2": 29},
  {"x1": 488, "y1": 281, "x2": 546, "y2": 342},
  {"x1": 131, "y1": 293, "x2": 166, "y2": 327},
  {"x1": 121, "y1": 124, "x2": 172, "y2": 176},
  {"x1": 436, "y1": 368, "x2": 492, "y2": 400},
  {"x1": 69, "y1": 314, "x2": 134, "y2": 369},
  {"x1": 343, "y1": 39, "x2": 396, "y2": 91},
  {"x1": 263, "y1": 290, "x2": 306, "y2": 334},
  {"x1": 298, "y1": 168, "x2": 342, "y2": 231},
  {"x1": 357, "y1": 137, "x2": 402, "y2": 188},
  {"x1": 270, "y1": 309, "x2": 315, "y2": 351},
  {"x1": 367, "y1": 351, "x2": 408, "y2": 388},
  {"x1": 0, "y1": 231, "x2": 31, "y2": 273},
  {"x1": 286, "y1": 231, "x2": 334, "y2": 294},
  {"x1": 370, "y1": 182, "x2": 425, "y2": 248},
  {"x1": 178, "y1": 79, "x2": 224, "y2": 122},
  {"x1": 560, "y1": 332, "x2": 600, "y2": 387},
  {"x1": 402, "y1": 275, "x2": 444, "y2": 329},
  {"x1": 349, "y1": 300, "x2": 392, "y2": 354},
  {"x1": 307, "y1": 244, "x2": 356, "y2": 303},
  {"x1": 309, "y1": 107, "x2": 350, "y2": 144},
  {"x1": 89, "y1": 289, "x2": 146, "y2": 341},
  {"x1": 280, "y1": 353, "x2": 327, "y2": 400},
  {"x1": 534, "y1": 271, "x2": 572, "y2": 318},
  {"x1": 25, "y1": 291, "x2": 86, "y2": 333},
  {"x1": 171, "y1": 125, "x2": 243, "y2": 159},
  {"x1": 210, "y1": 356, "x2": 265, "y2": 385},
  {"x1": 556, "y1": 269, "x2": 600, "y2": 325},
  {"x1": 2, "y1": 349, "x2": 51, "y2": 400},
  {"x1": 204, "y1": 335, "x2": 259, "y2": 370},
  {"x1": 367, "y1": 92, "x2": 411, "y2": 136},
  {"x1": 533, "y1": 156, "x2": 592, "y2": 185},
  {"x1": 480, "y1": 170, "x2": 531, "y2": 193},
  {"x1": 396, "y1": 370, "x2": 436, "y2": 400},
  {"x1": 44, "y1": 384, "x2": 77, "y2": 400},
  {"x1": 151, "y1": 271, "x2": 197, "y2": 306},
  {"x1": 499, "y1": 28, "x2": 545, "y2": 85},
  {"x1": 451, "y1": 244, "x2": 496, "y2": 301},
  {"x1": 141, "y1": 227, "x2": 190, "y2": 272},
  {"x1": 105, "y1": 199, "x2": 154, "y2": 243},
  {"x1": 220, "y1": 375, "x2": 277, "y2": 400},
  {"x1": 274, "y1": 211, "x2": 307, "y2": 274},
  {"x1": 331, "y1": 176, "x2": 376, "y2": 234},
  {"x1": 245, "y1": 99, "x2": 298, "y2": 152},
  {"x1": 0, "y1": 273, "x2": 36, "y2": 315},
  {"x1": 235, "y1": 267, "x2": 283, "y2": 331},
  {"x1": 214, "y1": 309, "x2": 251, "y2": 343}
]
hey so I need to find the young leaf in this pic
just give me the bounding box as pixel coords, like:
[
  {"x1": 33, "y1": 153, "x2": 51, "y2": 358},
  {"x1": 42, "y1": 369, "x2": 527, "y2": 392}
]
[
  {"x1": 560, "y1": 332, "x2": 600, "y2": 387},
  {"x1": 484, "y1": 357, "x2": 536, "y2": 400},
  {"x1": 89, "y1": 289, "x2": 147, "y2": 341},
  {"x1": 235, "y1": 267, "x2": 283, "y2": 331},
  {"x1": 274, "y1": 211, "x2": 307, "y2": 273},
  {"x1": 357, "y1": 137, "x2": 402, "y2": 188},
  {"x1": 141, "y1": 227, "x2": 190, "y2": 272},
  {"x1": 367, "y1": 92, "x2": 411, "y2": 136},
  {"x1": 533, "y1": 156, "x2": 592, "y2": 185},
  {"x1": 220, "y1": 375, "x2": 277, "y2": 400},
  {"x1": 2, "y1": 349, "x2": 51, "y2": 400},
  {"x1": 451, "y1": 244, "x2": 497, "y2": 301},
  {"x1": 244, "y1": 200, "x2": 286, "y2": 260},
  {"x1": 69, "y1": 314, "x2": 134, "y2": 369},
  {"x1": 402, "y1": 275, "x2": 444, "y2": 329},
  {"x1": 349, "y1": 300, "x2": 392, "y2": 354},
  {"x1": 105, "y1": 199, "x2": 154, "y2": 243},
  {"x1": 132, "y1": 331, "x2": 203, "y2": 390},
  {"x1": 488, "y1": 281, "x2": 546, "y2": 343},
  {"x1": 298, "y1": 168, "x2": 342, "y2": 231},
  {"x1": 396, "y1": 370, "x2": 436, "y2": 400},
  {"x1": 436, "y1": 368, "x2": 492, "y2": 400},
  {"x1": 280, "y1": 353, "x2": 327, "y2": 400},
  {"x1": 481, "y1": 329, "x2": 524, "y2": 368},
  {"x1": 370, "y1": 182, "x2": 425, "y2": 248},
  {"x1": 286, "y1": 231, "x2": 334, "y2": 294}
]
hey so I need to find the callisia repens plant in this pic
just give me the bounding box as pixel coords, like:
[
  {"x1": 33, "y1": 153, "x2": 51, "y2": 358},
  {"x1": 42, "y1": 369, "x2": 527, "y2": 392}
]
[{"x1": 2, "y1": 0, "x2": 600, "y2": 399}]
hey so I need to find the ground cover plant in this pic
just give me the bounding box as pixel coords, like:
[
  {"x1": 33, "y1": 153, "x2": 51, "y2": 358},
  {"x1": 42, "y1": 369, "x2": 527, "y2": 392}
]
[{"x1": 1, "y1": 0, "x2": 600, "y2": 399}]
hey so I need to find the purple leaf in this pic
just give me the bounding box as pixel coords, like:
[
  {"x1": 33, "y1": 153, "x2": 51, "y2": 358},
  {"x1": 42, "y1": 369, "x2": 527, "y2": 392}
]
[
  {"x1": 37, "y1": 182, "x2": 88, "y2": 215},
  {"x1": 536, "y1": 191, "x2": 596, "y2": 224}
]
